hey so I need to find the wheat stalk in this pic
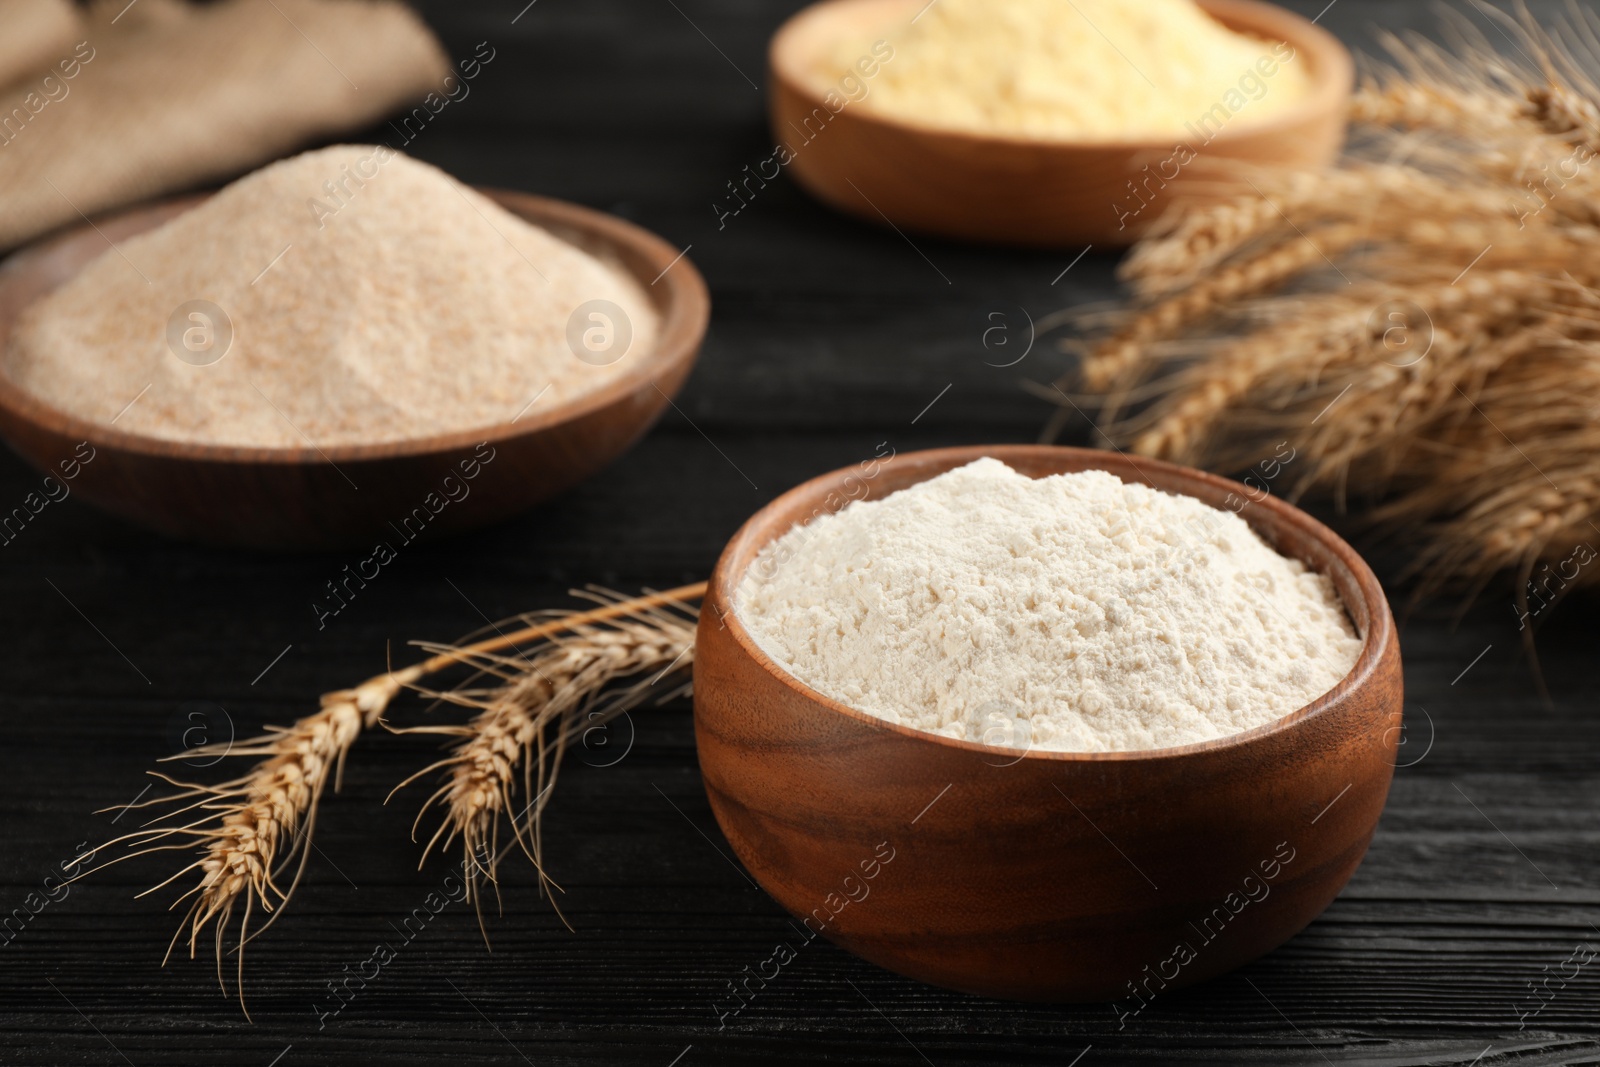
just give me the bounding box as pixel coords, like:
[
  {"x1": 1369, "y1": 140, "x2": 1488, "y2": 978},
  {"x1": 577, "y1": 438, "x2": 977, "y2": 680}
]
[
  {"x1": 1120, "y1": 165, "x2": 1558, "y2": 299},
  {"x1": 1120, "y1": 271, "x2": 1571, "y2": 460},
  {"x1": 82, "y1": 582, "x2": 705, "y2": 1015},
  {"x1": 1350, "y1": 80, "x2": 1525, "y2": 135},
  {"x1": 1082, "y1": 221, "x2": 1368, "y2": 400},
  {"x1": 74, "y1": 673, "x2": 405, "y2": 1018},
  {"x1": 389, "y1": 588, "x2": 699, "y2": 939},
  {"x1": 1048, "y1": 4, "x2": 1600, "y2": 620}
]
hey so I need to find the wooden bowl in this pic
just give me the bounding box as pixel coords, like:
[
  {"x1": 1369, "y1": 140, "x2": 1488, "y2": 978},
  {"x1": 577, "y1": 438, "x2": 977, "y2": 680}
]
[
  {"x1": 0, "y1": 190, "x2": 708, "y2": 550},
  {"x1": 694, "y1": 445, "x2": 1401, "y2": 1002},
  {"x1": 769, "y1": 0, "x2": 1354, "y2": 247}
]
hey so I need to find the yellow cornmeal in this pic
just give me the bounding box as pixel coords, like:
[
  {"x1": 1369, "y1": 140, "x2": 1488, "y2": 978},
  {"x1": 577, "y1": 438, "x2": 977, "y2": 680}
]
[{"x1": 822, "y1": 0, "x2": 1312, "y2": 141}]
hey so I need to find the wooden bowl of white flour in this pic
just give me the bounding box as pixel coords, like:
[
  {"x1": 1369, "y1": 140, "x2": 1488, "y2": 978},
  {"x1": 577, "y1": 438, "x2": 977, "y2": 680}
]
[{"x1": 694, "y1": 444, "x2": 1402, "y2": 1002}]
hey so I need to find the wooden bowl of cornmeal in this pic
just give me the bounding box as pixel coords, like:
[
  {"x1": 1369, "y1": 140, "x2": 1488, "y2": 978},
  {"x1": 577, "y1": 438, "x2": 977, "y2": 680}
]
[
  {"x1": 768, "y1": 0, "x2": 1354, "y2": 246},
  {"x1": 0, "y1": 185, "x2": 707, "y2": 550},
  {"x1": 694, "y1": 444, "x2": 1402, "y2": 1002}
]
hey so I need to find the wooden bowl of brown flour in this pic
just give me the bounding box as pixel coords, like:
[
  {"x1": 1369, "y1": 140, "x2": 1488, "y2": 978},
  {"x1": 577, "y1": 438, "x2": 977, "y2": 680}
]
[
  {"x1": 0, "y1": 146, "x2": 708, "y2": 549},
  {"x1": 694, "y1": 444, "x2": 1402, "y2": 1003}
]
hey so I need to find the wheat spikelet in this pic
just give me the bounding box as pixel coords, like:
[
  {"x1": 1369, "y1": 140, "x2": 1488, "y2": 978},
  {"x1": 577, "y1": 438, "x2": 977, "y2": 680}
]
[
  {"x1": 1525, "y1": 83, "x2": 1600, "y2": 141},
  {"x1": 1121, "y1": 270, "x2": 1571, "y2": 461},
  {"x1": 1122, "y1": 167, "x2": 1572, "y2": 300},
  {"x1": 74, "y1": 673, "x2": 409, "y2": 1018},
  {"x1": 86, "y1": 582, "x2": 705, "y2": 1015},
  {"x1": 1350, "y1": 81, "x2": 1524, "y2": 134},
  {"x1": 390, "y1": 588, "x2": 699, "y2": 938},
  {"x1": 1121, "y1": 168, "x2": 1351, "y2": 294},
  {"x1": 1052, "y1": 5, "x2": 1600, "y2": 609},
  {"x1": 1355, "y1": 6, "x2": 1600, "y2": 143},
  {"x1": 1083, "y1": 221, "x2": 1368, "y2": 398}
]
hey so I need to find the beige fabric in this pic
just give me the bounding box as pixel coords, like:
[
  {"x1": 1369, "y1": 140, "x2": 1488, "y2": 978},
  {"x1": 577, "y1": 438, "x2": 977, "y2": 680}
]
[
  {"x1": 0, "y1": 0, "x2": 82, "y2": 90},
  {"x1": 0, "y1": 0, "x2": 450, "y2": 249}
]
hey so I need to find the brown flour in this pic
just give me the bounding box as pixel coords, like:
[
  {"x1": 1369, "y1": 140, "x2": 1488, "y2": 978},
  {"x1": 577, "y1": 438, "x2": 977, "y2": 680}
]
[{"x1": 5, "y1": 144, "x2": 658, "y2": 448}]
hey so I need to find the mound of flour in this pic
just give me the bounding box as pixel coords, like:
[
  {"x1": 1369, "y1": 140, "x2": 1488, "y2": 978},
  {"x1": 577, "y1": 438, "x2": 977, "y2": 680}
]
[
  {"x1": 737, "y1": 458, "x2": 1361, "y2": 753},
  {"x1": 5, "y1": 145, "x2": 657, "y2": 448}
]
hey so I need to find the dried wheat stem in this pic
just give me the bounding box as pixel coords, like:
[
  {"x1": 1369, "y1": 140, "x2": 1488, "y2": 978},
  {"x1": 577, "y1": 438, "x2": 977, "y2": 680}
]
[
  {"x1": 1524, "y1": 84, "x2": 1600, "y2": 144},
  {"x1": 1351, "y1": 82, "x2": 1526, "y2": 135},
  {"x1": 1121, "y1": 168, "x2": 1349, "y2": 294},
  {"x1": 75, "y1": 671, "x2": 407, "y2": 1018},
  {"x1": 1123, "y1": 166, "x2": 1562, "y2": 297},
  {"x1": 1067, "y1": 5, "x2": 1600, "y2": 609},
  {"x1": 91, "y1": 582, "x2": 706, "y2": 1011},
  {"x1": 1082, "y1": 221, "x2": 1367, "y2": 399},
  {"x1": 391, "y1": 590, "x2": 700, "y2": 941},
  {"x1": 1123, "y1": 271, "x2": 1564, "y2": 461}
]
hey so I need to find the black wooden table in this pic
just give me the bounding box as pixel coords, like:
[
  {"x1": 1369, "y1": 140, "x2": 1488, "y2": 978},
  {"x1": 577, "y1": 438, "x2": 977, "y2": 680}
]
[{"x1": 3, "y1": 1, "x2": 1597, "y2": 1063}]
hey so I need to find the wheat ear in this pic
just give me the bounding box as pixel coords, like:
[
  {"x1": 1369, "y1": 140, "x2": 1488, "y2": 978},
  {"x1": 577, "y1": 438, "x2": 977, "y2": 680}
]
[
  {"x1": 1081, "y1": 220, "x2": 1368, "y2": 411},
  {"x1": 1055, "y1": 3, "x2": 1600, "y2": 613},
  {"x1": 85, "y1": 582, "x2": 705, "y2": 1015},
  {"x1": 74, "y1": 673, "x2": 406, "y2": 1019},
  {"x1": 389, "y1": 587, "x2": 700, "y2": 940}
]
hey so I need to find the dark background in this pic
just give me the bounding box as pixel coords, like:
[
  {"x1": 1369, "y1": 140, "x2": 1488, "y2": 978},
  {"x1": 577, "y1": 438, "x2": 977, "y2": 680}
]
[{"x1": 3, "y1": 1, "x2": 1598, "y2": 1064}]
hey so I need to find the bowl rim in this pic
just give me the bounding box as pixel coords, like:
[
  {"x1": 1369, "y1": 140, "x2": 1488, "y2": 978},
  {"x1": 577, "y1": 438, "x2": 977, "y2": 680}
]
[
  {"x1": 768, "y1": 0, "x2": 1355, "y2": 151},
  {"x1": 0, "y1": 187, "x2": 709, "y2": 465},
  {"x1": 709, "y1": 444, "x2": 1396, "y2": 763}
]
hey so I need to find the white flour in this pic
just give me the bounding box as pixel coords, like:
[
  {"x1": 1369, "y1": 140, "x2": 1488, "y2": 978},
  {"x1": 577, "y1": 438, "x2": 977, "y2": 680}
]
[{"x1": 737, "y1": 458, "x2": 1362, "y2": 753}]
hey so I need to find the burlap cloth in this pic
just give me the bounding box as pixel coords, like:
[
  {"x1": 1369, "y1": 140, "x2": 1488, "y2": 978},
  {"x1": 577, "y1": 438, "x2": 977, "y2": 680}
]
[{"x1": 0, "y1": 0, "x2": 449, "y2": 249}]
